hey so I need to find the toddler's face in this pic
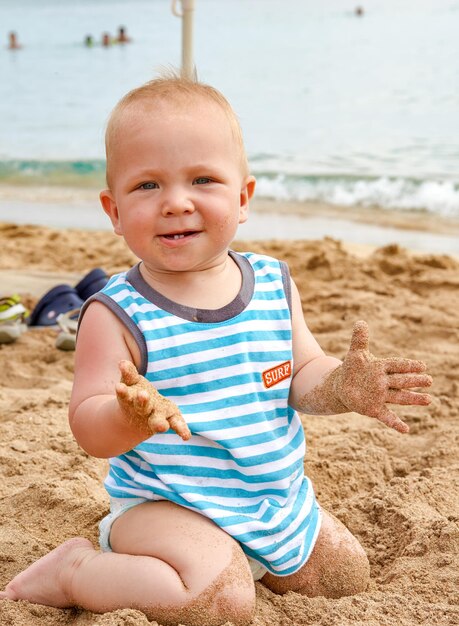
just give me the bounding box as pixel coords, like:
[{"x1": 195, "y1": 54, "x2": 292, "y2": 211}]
[{"x1": 101, "y1": 99, "x2": 254, "y2": 275}]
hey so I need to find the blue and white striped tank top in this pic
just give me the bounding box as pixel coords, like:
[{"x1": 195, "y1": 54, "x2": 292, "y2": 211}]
[{"x1": 90, "y1": 251, "x2": 320, "y2": 575}]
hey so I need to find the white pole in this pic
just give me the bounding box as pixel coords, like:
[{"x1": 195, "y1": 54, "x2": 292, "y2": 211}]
[{"x1": 171, "y1": 0, "x2": 195, "y2": 79}]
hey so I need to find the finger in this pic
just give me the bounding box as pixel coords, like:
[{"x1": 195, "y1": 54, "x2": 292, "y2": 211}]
[
  {"x1": 148, "y1": 416, "x2": 170, "y2": 434},
  {"x1": 168, "y1": 415, "x2": 192, "y2": 441},
  {"x1": 115, "y1": 382, "x2": 129, "y2": 399},
  {"x1": 136, "y1": 390, "x2": 151, "y2": 409},
  {"x1": 388, "y1": 373, "x2": 433, "y2": 389},
  {"x1": 119, "y1": 360, "x2": 140, "y2": 386},
  {"x1": 375, "y1": 406, "x2": 410, "y2": 434},
  {"x1": 386, "y1": 389, "x2": 432, "y2": 406},
  {"x1": 384, "y1": 358, "x2": 427, "y2": 374},
  {"x1": 349, "y1": 320, "x2": 370, "y2": 352}
]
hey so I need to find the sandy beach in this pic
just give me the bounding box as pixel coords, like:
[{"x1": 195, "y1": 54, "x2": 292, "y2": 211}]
[{"x1": 0, "y1": 207, "x2": 458, "y2": 625}]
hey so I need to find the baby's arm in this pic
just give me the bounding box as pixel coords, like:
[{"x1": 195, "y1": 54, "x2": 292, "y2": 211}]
[
  {"x1": 69, "y1": 301, "x2": 189, "y2": 458},
  {"x1": 288, "y1": 280, "x2": 432, "y2": 433}
]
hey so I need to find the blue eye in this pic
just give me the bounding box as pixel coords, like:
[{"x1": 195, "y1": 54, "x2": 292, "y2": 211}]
[
  {"x1": 140, "y1": 182, "x2": 158, "y2": 190},
  {"x1": 194, "y1": 177, "x2": 211, "y2": 185}
]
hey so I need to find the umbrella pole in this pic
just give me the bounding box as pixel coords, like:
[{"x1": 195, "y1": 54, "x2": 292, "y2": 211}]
[{"x1": 171, "y1": 0, "x2": 195, "y2": 79}]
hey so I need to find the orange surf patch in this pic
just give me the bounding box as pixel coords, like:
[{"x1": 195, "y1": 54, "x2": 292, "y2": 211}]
[{"x1": 262, "y1": 361, "x2": 292, "y2": 389}]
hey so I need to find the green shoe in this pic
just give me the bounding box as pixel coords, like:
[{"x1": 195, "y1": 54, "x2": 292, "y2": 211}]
[{"x1": 0, "y1": 295, "x2": 29, "y2": 343}]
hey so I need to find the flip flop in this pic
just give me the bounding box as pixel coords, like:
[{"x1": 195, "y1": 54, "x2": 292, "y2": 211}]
[
  {"x1": 28, "y1": 285, "x2": 84, "y2": 327},
  {"x1": 55, "y1": 308, "x2": 80, "y2": 351},
  {"x1": 75, "y1": 268, "x2": 109, "y2": 301},
  {"x1": 0, "y1": 295, "x2": 29, "y2": 344}
]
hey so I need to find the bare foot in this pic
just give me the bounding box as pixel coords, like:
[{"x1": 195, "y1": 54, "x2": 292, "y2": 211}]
[{"x1": 0, "y1": 537, "x2": 94, "y2": 608}]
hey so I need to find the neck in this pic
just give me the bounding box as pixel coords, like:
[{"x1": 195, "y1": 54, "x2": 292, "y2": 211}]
[{"x1": 139, "y1": 253, "x2": 242, "y2": 310}]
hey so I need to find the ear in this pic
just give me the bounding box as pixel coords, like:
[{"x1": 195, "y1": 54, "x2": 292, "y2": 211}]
[
  {"x1": 239, "y1": 175, "x2": 256, "y2": 225},
  {"x1": 100, "y1": 189, "x2": 123, "y2": 235}
]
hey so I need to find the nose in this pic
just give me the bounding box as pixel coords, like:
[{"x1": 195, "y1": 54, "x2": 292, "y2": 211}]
[{"x1": 160, "y1": 186, "x2": 195, "y2": 217}]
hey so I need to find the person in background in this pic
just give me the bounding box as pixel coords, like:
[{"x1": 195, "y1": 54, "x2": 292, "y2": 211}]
[
  {"x1": 8, "y1": 31, "x2": 22, "y2": 50},
  {"x1": 84, "y1": 35, "x2": 94, "y2": 48},
  {"x1": 101, "y1": 32, "x2": 112, "y2": 47},
  {"x1": 116, "y1": 26, "x2": 132, "y2": 44}
]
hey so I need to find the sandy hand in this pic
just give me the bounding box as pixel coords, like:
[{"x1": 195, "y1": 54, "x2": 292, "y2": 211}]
[
  {"x1": 330, "y1": 320, "x2": 432, "y2": 433},
  {"x1": 116, "y1": 360, "x2": 191, "y2": 441}
]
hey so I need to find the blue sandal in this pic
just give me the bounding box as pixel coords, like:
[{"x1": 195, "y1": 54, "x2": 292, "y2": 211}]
[
  {"x1": 75, "y1": 268, "x2": 109, "y2": 301},
  {"x1": 28, "y1": 268, "x2": 109, "y2": 351},
  {"x1": 28, "y1": 285, "x2": 84, "y2": 327}
]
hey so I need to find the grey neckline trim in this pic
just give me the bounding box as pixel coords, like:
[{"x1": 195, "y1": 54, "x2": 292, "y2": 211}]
[{"x1": 126, "y1": 251, "x2": 255, "y2": 323}]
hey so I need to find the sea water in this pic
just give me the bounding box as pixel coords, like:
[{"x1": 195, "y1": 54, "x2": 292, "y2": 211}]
[{"x1": 1, "y1": 0, "x2": 459, "y2": 221}]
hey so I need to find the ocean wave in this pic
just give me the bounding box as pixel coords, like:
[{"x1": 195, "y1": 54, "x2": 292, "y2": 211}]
[
  {"x1": 1, "y1": 160, "x2": 459, "y2": 218},
  {"x1": 0, "y1": 159, "x2": 106, "y2": 187},
  {"x1": 253, "y1": 173, "x2": 459, "y2": 218}
]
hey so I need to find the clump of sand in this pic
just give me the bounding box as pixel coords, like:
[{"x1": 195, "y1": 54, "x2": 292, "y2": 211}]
[{"x1": 0, "y1": 224, "x2": 458, "y2": 625}]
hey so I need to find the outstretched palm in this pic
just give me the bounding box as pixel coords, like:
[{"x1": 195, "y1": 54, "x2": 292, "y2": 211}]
[
  {"x1": 116, "y1": 360, "x2": 191, "y2": 441},
  {"x1": 334, "y1": 321, "x2": 432, "y2": 433}
]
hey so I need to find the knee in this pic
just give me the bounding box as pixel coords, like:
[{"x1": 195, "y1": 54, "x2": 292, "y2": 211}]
[
  {"x1": 318, "y1": 540, "x2": 370, "y2": 598},
  {"x1": 265, "y1": 512, "x2": 371, "y2": 599},
  {"x1": 205, "y1": 547, "x2": 256, "y2": 626},
  {"x1": 155, "y1": 543, "x2": 256, "y2": 626},
  {"x1": 285, "y1": 540, "x2": 370, "y2": 600},
  {"x1": 314, "y1": 512, "x2": 370, "y2": 599},
  {"x1": 211, "y1": 577, "x2": 256, "y2": 626},
  {"x1": 146, "y1": 581, "x2": 255, "y2": 626}
]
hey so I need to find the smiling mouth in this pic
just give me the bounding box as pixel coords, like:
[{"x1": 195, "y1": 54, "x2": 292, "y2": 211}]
[{"x1": 162, "y1": 231, "x2": 198, "y2": 240}]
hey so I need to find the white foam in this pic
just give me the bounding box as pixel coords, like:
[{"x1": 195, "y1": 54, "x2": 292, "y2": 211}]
[{"x1": 254, "y1": 175, "x2": 459, "y2": 218}]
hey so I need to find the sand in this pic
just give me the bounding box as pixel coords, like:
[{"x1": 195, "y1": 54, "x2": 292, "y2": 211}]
[{"x1": 0, "y1": 220, "x2": 458, "y2": 625}]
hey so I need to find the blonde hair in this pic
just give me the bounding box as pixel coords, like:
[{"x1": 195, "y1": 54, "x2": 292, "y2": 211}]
[{"x1": 105, "y1": 72, "x2": 249, "y2": 187}]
